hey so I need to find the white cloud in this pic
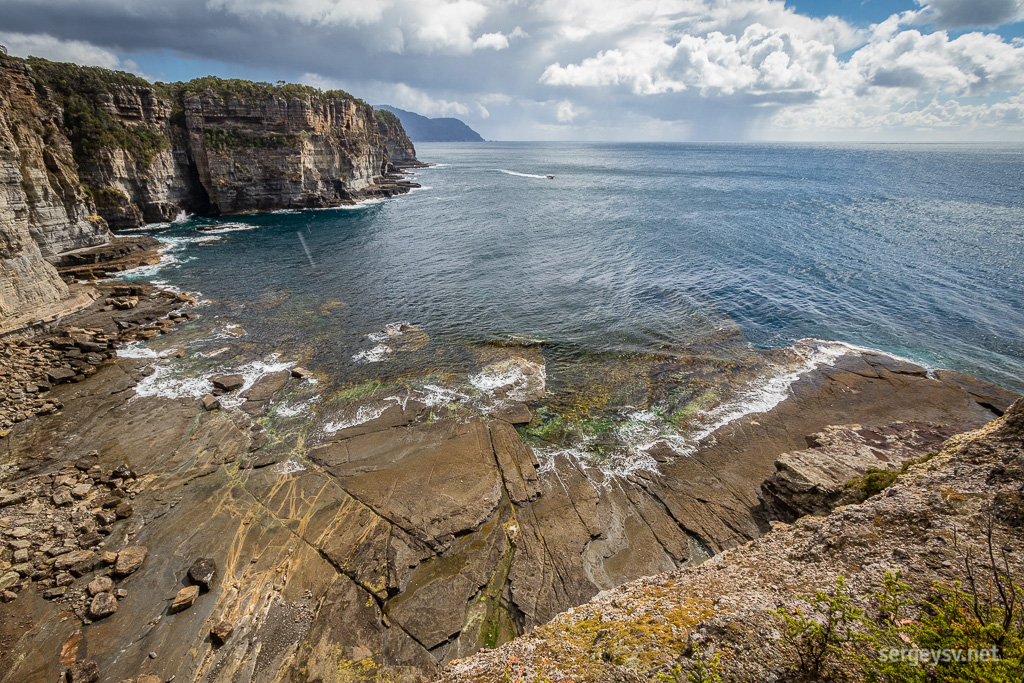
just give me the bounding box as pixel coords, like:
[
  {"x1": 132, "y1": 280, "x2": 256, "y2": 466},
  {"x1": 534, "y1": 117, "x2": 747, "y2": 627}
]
[
  {"x1": 0, "y1": 31, "x2": 150, "y2": 77},
  {"x1": 301, "y1": 73, "x2": 474, "y2": 117},
  {"x1": 541, "y1": 23, "x2": 840, "y2": 98},
  {"x1": 474, "y1": 32, "x2": 510, "y2": 51},
  {"x1": 5, "y1": 0, "x2": 1024, "y2": 139},
  {"x1": 556, "y1": 99, "x2": 577, "y2": 122},
  {"x1": 912, "y1": 0, "x2": 1024, "y2": 29}
]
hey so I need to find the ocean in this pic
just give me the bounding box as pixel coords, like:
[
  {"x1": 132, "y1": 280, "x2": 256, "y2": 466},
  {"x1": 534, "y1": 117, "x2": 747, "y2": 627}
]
[{"x1": 117, "y1": 142, "x2": 1024, "y2": 471}]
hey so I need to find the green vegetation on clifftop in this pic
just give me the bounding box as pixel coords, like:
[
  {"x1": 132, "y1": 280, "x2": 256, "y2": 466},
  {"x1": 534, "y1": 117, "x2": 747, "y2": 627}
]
[{"x1": 25, "y1": 57, "x2": 168, "y2": 167}]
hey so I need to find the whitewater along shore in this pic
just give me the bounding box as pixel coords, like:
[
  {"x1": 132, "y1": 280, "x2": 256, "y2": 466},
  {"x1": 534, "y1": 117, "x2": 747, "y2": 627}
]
[{"x1": 0, "y1": 293, "x2": 1019, "y2": 682}]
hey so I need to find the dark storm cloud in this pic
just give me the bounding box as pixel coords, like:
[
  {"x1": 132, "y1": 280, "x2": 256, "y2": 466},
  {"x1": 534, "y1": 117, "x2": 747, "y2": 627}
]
[{"x1": 2, "y1": 1, "x2": 1024, "y2": 140}]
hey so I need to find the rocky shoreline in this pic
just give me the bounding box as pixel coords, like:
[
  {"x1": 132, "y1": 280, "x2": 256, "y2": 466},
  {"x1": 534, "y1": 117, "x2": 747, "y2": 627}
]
[
  {"x1": 0, "y1": 284, "x2": 1019, "y2": 682},
  {"x1": 437, "y1": 399, "x2": 1024, "y2": 682}
]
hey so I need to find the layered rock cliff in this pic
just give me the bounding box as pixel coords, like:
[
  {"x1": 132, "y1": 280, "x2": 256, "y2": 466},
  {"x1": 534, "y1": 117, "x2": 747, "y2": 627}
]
[
  {"x1": 0, "y1": 56, "x2": 109, "y2": 324},
  {"x1": 0, "y1": 56, "x2": 418, "y2": 328},
  {"x1": 375, "y1": 109, "x2": 419, "y2": 166}
]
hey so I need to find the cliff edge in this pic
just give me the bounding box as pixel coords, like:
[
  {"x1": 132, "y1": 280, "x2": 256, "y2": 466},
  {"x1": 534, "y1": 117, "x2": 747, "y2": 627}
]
[{"x1": 438, "y1": 400, "x2": 1024, "y2": 682}]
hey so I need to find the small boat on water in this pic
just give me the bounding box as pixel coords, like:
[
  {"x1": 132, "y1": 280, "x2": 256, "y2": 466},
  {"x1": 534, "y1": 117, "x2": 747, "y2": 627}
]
[{"x1": 546, "y1": 174, "x2": 555, "y2": 179}]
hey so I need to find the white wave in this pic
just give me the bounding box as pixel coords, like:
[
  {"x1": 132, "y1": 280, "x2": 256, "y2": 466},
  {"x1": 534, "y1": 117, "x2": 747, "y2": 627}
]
[
  {"x1": 663, "y1": 339, "x2": 855, "y2": 457},
  {"x1": 173, "y1": 210, "x2": 191, "y2": 223},
  {"x1": 116, "y1": 342, "x2": 181, "y2": 360},
  {"x1": 217, "y1": 354, "x2": 295, "y2": 409},
  {"x1": 352, "y1": 344, "x2": 394, "y2": 363},
  {"x1": 273, "y1": 459, "x2": 307, "y2": 475},
  {"x1": 276, "y1": 395, "x2": 320, "y2": 418},
  {"x1": 418, "y1": 384, "x2": 469, "y2": 408},
  {"x1": 315, "y1": 197, "x2": 387, "y2": 211},
  {"x1": 271, "y1": 208, "x2": 300, "y2": 214},
  {"x1": 107, "y1": 235, "x2": 196, "y2": 280},
  {"x1": 497, "y1": 169, "x2": 550, "y2": 179},
  {"x1": 323, "y1": 402, "x2": 393, "y2": 434},
  {"x1": 194, "y1": 222, "x2": 258, "y2": 234},
  {"x1": 469, "y1": 359, "x2": 546, "y2": 402},
  {"x1": 211, "y1": 322, "x2": 246, "y2": 340},
  {"x1": 132, "y1": 364, "x2": 213, "y2": 401}
]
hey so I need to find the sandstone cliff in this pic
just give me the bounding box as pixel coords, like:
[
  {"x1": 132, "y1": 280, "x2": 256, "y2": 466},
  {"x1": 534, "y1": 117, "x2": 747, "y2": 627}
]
[
  {"x1": 0, "y1": 56, "x2": 108, "y2": 324},
  {"x1": 0, "y1": 57, "x2": 418, "y2": 328},
  {"x1": 375, "y1": 108, "x2": 419, "y2": 166}
]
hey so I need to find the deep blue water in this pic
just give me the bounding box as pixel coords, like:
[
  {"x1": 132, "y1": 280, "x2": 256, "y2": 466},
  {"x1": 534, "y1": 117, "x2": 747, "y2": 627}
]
[{"x1": 129, "y1": 142, "x2": 1024, "y2": 397}]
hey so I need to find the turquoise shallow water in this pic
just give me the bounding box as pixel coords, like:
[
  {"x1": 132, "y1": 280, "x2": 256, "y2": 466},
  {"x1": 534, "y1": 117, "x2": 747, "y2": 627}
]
[{"x1": 127, "y1": 142, "x2": 1024, "y2": 394}]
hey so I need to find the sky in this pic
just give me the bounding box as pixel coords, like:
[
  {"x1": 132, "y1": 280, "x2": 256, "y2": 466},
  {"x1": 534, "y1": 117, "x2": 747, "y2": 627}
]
[{"x1": 2, "y1": 0, "x2": 1024, "y2": 141}]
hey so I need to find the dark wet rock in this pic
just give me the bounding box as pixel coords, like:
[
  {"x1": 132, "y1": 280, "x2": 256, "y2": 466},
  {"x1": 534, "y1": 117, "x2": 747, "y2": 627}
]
[
  {"x1": 112, "y1": 546, "x2": 147, "y2": 576},
  {"x1": 210, "y1": 374, "x2": 244, "y2": 393},
  {"x1": 171, "y1": 585, "x2": 199, "y2": 612},
  {"x1": 187, "y1": 557, "x2": 216, "y2": 591},
  {"x1": 46, "y1": 367, "x2": 76, "y2": 385},
  {"x1": 492, "y1": 402, "x2": 533, "y2": 425},
  {"x1": 759, "y1": 421, "x2": 975, "y2": 523},
  {"x1": 65, "y1": 660, "x2": 99, "y2": 683},
  {"x1": 88, "y1": 592, "x2": 118, "y2": 619},
  {"x1": 239, "y1": 370, "x2": 291, "y2": 415},
  {"x1": 201, "y1": 394, "x2": 220, "y2": 411},
  {"x1": 932, "y1": 369, "x2": 1020, "y2": 416},
  {"x1": 210, "y1": 620, "x2": 233, "y2": 644}
]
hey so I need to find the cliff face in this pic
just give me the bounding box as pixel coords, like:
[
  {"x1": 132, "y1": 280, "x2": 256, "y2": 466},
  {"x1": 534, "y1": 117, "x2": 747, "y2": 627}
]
[
  {"x1": 23, "y1": 61, "x2": 419, "y2": 228},
  {"x1": 0, "y1": 57, "x2": 418, "y2": 327},
  {"x1": 186, "y1": 94, "x2": 387, "y2": 214},
  {"x1": 374, "y1": 109, "x2": 419, "y2": 165},
  {"x1": 0, "y1": 57, "x2": 108, "y2": 322}
]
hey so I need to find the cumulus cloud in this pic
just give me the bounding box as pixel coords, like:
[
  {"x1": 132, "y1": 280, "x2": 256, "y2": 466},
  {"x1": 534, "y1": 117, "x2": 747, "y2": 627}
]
[
  {"x1": 1, "y1": 0, "x2": 1024, "y2": 139},
  {"x1": 542, "y1": 24, "x2": 840, "y2": 98},
  {"x1": 913, "y1": 0, "x2": 1024, "y2": 29},
  {"x1": 474, "y1": 32, "x2": 510, "y2": 51}
]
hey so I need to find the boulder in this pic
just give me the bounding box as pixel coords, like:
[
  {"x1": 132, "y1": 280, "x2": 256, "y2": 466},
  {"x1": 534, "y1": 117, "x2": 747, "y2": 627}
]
[
  {"x1": 53, "y1": 550, "x2": 95, "y2": 571},
  {"x1": 87, "y1": 592, "x2": 117, "y2": 620},
  {"x1": 112, "y1": 546, "x2": 147, "y2": 576},
  {"x1": 171, "y1": 585, "x2": 199, "y2": 613},
  {"x1": 88, "y1": 576, "x2": 114, "y2": 596},
  {"x1": 759, "y1": 421, "x2": 973, "y2": 522},
  {"x1": 210, "y1": 620, "x2": 233, "y2": 644},
  {"x1": 210, "y1": 374, "x2": 244, "y2": 393},
  {"x1": 187, "y1": 557, "x2": 217, "y2": 591}
]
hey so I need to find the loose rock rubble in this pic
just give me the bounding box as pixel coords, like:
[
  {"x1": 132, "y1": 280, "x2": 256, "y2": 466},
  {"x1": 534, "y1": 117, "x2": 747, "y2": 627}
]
[
  {"x1": 0, "y1": 285, "x2": 198, "y2": 434},
  {"x1": 0, "y1": 454, "x2": 147, "y2": 619}
]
